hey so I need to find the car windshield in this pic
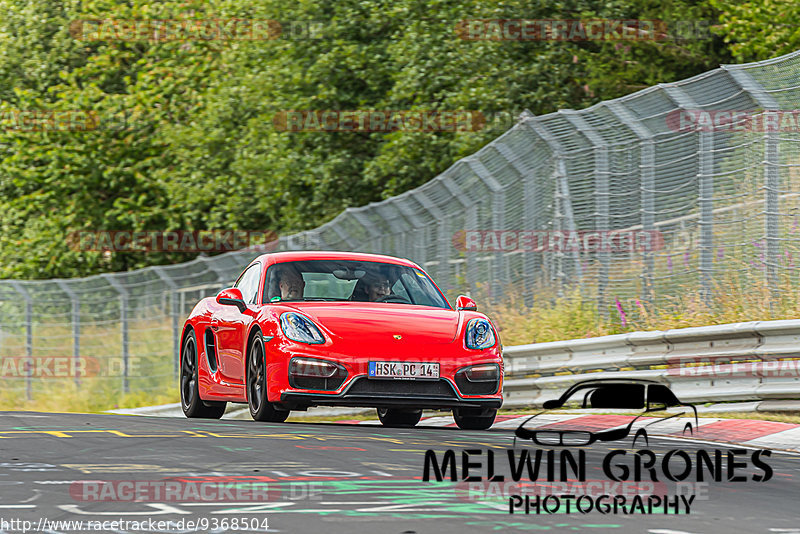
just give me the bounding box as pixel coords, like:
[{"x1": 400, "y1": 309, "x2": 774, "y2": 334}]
[{"x1": 263, "y1": 260, "x2": 450, "y2": 308}]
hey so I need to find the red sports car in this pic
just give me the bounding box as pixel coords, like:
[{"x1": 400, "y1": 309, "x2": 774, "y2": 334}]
[{"x1": 179, "y1": 251, "x2": 503, "y2": 429}]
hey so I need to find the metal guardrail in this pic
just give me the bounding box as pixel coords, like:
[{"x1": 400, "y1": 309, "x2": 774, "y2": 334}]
[{"x1": 501, "y1": 320, "x2": 800, "y2": 408}]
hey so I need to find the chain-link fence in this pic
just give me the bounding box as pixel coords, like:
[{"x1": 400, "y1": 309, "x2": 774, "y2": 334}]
[{"x1": 1, "y1": 50, "x2": 800, "y2": 403}]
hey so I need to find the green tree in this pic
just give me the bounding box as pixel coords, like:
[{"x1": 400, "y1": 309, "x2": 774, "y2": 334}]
[{"x1": 710, "y1": 0, "x2": 800, "y2": 62}]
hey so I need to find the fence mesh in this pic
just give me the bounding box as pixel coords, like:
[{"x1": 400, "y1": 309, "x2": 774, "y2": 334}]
[{"x1": 2, "y1": 51, "x2": 800, "y2": 403}]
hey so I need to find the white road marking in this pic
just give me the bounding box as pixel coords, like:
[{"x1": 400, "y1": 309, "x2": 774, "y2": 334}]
[{"x1": 58, "y1": 503, "x2": 190, "y2": 515}]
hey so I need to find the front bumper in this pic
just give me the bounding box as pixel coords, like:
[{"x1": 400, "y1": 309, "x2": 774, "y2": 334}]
[{"x1": 280, "y1": 376, "x2": 503, "y2": 410}]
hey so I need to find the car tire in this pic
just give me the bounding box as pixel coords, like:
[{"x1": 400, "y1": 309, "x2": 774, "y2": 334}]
[
  {"x1": 180, "y1": 330, "x2": 226, "y2": 419},
  {"x1": 453, "y1": 408, "x2": 496, "y2": 430},
  {"x1": 247, "y1": 331, "x2": 290, "y2": 423},
  {"x1": 377, "y1": 408, "x2": 422, "y2": 427}
]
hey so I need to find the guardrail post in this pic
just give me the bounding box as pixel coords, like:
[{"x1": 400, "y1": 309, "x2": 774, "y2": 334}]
[
  {"x1": 596, "y1": 148, "x2": 610, "y2": 318},
  {"x1": 765, "y1": 127, "x2": 780, "y2": 304},
  {"x1": 10, "y1": 282, "x2": 32, "y2": 400},
  {"x1": 152, "y1": 266, "x2": 179, "y2": 378},
  {"x1": 56, "y1": 280, "x2": 81, "y2": 387},
  {"x1": 524, "y1": 114, "x2": 576, "y2": 296},
  {"x1": 102, "y1": 275, "x2": 129, "y2": 394},
  {"x1": 552, "y1": 159, "x2": 582, "y2": 296},
  {"x1": 198, "y1": 255, "x2": 236, "y2": 291},
  {"x1": 722, "y1": 66, "x2": 783, "y2": 307},
  {"x1": 641, "y1": 141, "x2": 656, "y2": 305},
  {"x1": 468, "y1": 159, "x2": 507, "y2": 300},
  {"x1": 439, "y1": 174, "x2": 474, "y2": 295},
  {"x1": 562, "y1": 110, "x2": 609, "y2": 318},
  {"x1": 699, "y1": 131, "x2": 714, "y2": 306},
  {"x1": 493, "y1": 142, "x2": 540, "y2": 305},
  {"x1": 606, "y1": 101, "x2": 655, "y2": 306},
  {"x1": 350, "y1": 210, "x2": 382, "y2": 255},
  {"x1": 662, "y1": 85, "x2": 717, "y2": 307},
  {"x1": 465, "y1": 207, "x2": 478, "y2": 295},
  {"x1": 395, "y1": 199, "x2": 427, "y2": 267}
]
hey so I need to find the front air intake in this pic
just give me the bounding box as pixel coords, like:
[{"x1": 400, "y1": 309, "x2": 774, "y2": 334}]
[{"x1": 204, "y1": 329, "x2": 218, "y2": 373}]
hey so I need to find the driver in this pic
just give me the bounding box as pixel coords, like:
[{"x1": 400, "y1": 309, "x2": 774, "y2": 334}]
[
  {"x1": 365, "y1": 274, "x2": 391, "y2": 302},
  {"x1": 277, "y1": 266, "x2": 305, "y2": 300}
]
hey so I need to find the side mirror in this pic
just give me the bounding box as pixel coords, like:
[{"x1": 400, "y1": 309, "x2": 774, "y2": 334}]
[
  {"x1": 216, "y1": 288, "x2": 247, "y2": 313},
  {"x1": 542, "y1": 399, "x2": 561, "y2": 410},
  {"x1": 455, "y1": 295, "x2": 477, "y2": 311}
]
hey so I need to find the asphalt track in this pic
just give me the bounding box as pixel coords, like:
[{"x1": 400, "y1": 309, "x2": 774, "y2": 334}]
[{"x1": 0, "y1": 411, "x2": 798, "y2": 533}]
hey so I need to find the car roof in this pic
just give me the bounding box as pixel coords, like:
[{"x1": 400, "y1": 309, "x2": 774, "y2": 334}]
[
  {"x1": 569, "y1": 378, "x2": 664, "y2": 385},
  {"x1": 253, "y1": 250, "x2": 422, "y2": 269}
]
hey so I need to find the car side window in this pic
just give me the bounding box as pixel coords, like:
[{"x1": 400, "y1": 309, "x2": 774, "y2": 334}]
[
  {"x1": 587, "y1": 384, "x2": 645, "y2": 409},
  {"x1": 391, "y1": 278, "x2": 411, "y2": 301},
  {"x1": 235, "y1": 264, "x2": 261, "y2": 304},
  {"x1": 647, "y1": 384, "x2": 680, "y2": 409}
]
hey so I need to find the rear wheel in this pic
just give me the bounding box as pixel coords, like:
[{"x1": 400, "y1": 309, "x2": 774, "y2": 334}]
[
  {"x1": 453, "y1": 408, "x2": 496, "y2": 430},
  {"x1": 247, "y1": 331, "x2": 290, "y2": 423},
  {"x1": 180, "y1": 330, "x2": 226, "y2": 419},
  {"x1": 377, "y1": 408, "x2": 422, "y2": 427}
]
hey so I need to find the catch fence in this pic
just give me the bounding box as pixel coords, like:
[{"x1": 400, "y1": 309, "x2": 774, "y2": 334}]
[{"x1": 2, "y1": 51, "x2": 800, "y2": 402}]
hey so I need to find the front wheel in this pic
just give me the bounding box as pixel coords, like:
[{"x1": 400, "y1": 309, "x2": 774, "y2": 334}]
[
  {"x1": 180, "y1": 330, "x2": 226, "y2": 419},
  {"x1": 377, "y1": 408, "x2": 422, "y2": 427},
  {"x1": 453, "y1": 408, "x2": 496, "y2": 430},
  {"x1": 247, "y1": 331, "x2": 290, "y2": 423}
]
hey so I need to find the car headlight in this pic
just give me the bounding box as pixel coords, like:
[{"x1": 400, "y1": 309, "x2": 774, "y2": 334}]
[
  {"x1": 465, "y1": 318, "x2": 496, "y2": 350},
  {"x1": 280, "y1": 312, "x2": 325, "y2": 344}
]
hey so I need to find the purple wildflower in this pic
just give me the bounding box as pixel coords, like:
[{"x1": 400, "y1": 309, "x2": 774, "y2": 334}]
[{"x1": 615, "y1": 297, "x2": 627, "y2": 328}]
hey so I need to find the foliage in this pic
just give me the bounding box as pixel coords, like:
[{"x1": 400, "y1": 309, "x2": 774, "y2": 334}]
[
  {"x1": 710, "y1": 0, "x2": 800, "y2": 62},
  {"x1": 0, "y1": 0, "x2": 773, "y2": 279}
]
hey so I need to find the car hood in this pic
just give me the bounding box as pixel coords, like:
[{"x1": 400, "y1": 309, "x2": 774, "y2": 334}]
[{"x1": 280, "y1": 302, "x2": 460, "y2": 344}]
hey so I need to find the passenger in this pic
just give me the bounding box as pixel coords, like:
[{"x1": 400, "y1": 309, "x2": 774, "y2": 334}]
[{"x1": 277, "y1": 267, "x2": 305, "y2": 300}]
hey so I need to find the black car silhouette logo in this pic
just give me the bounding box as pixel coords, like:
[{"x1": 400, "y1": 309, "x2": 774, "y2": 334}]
[{"x1": 515, "y1": 379, "x2": 698, "y2": 447}]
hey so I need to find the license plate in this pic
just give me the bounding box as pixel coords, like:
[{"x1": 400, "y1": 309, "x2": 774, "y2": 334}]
[{"x1": 368, "y1": 361, "x2": 439, "y2": 379}]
